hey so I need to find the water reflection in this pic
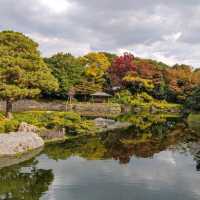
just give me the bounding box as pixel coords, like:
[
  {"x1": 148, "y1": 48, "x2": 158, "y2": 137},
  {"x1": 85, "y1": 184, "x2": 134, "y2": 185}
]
[
  {"x1": 1, "y1": 115, "x2": 200, "y2": 200},
  {"x1": 0, "y1": 158, "x2": 54, "y2": 200},
  {"x1": 0, "y1": 147, "x2": 43, "y2": 169},
  {"x1": 44, "y1": 115, "x2": 193, "y2": 164}
]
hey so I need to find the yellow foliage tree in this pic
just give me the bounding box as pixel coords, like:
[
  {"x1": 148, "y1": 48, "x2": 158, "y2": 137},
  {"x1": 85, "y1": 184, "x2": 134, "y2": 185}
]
[{"x1": 84, "y1": 52, "x2": 111, "y2": 82}]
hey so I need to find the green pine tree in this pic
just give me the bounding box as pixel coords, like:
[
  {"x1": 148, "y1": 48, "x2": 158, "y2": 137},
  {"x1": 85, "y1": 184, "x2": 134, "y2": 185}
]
[{"x1": 0, "y1": 30, "x2": 59, "y2": 118}]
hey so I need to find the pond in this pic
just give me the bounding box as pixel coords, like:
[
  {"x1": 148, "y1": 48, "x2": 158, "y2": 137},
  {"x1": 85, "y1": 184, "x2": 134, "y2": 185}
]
[{"x1": 0, "y1": 116, "x2": 200, "y2": 200}]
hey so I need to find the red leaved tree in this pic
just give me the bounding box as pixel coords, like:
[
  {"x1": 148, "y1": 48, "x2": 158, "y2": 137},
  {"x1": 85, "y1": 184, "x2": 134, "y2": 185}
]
[{"x1": 108, "y1": 53, "x2": 137, "y2": 86}]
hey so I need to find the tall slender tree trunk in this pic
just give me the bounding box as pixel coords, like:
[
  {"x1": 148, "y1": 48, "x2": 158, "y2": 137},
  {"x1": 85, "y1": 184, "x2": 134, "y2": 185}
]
[{"x1": 6, "y1": 99, "x2": 13, "y2": 119}]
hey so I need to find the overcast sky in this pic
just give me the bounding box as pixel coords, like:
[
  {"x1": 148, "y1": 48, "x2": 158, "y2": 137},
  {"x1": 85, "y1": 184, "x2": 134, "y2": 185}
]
[{"x1": 0, "y1": 0, "x2": 200, "y2": 67}]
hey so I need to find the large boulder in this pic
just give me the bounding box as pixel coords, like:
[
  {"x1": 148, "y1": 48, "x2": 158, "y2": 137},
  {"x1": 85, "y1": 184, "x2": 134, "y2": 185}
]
[{"x1": 0, "y1": 132, "x2": 44, "y2": 156}]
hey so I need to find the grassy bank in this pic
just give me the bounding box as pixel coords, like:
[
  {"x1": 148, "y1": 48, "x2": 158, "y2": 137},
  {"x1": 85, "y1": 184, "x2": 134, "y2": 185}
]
[
  {"x1": 188, "y1": 113, "x2": 200, "y2": 122},
  {"x1": 187, "y1": 113, "x2": 200, "y2": 133},
  {"x1": 0, "y1": 111, "x2": 97, "y2": 136}
]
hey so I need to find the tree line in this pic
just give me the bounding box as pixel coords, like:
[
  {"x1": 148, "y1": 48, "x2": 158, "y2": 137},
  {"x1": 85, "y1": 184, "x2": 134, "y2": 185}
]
[{"x1": 0, "y1": 30, "x2": 199, "y2": 118}]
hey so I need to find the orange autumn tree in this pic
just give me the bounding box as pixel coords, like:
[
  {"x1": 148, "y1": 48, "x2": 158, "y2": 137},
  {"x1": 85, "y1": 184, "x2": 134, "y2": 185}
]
[
  {"x1": 163, "y1": 64, "x2": 193, "y2": 101},
  {"x1": 192, "y1": 69, "x2": 200, "y2": 86},
  {"x1": 134, "y1": 59, "x2": 163, "y2": 85},
  {"x1": 122, "y1": 57, "x2": 165, "y2": 94}
]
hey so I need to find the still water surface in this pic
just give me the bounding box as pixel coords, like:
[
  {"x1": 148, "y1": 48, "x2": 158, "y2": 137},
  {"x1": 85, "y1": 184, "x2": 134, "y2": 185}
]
[{"x1": 0, "y1": 119, "x2": 200, "y2": 200}]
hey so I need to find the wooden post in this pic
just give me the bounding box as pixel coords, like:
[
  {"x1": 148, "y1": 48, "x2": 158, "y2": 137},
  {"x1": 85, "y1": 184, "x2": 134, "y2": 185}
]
[{"x1": 6, "y1": 99, "x2": 13, "y2": 119}]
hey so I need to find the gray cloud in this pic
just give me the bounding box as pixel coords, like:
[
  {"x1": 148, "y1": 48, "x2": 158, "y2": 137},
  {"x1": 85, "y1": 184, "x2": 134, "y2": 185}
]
[{"x1": 0, "y1": 0, "x2": 200, "y2": 67}]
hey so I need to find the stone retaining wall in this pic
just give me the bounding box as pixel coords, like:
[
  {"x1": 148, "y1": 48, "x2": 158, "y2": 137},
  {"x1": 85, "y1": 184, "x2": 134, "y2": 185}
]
[
  {"x1": 0, "y1": 100, "x2": 180, "y2": 117},
  {"x1": 66, "y1": 103, "x2": 121, "y2": 117},
  {"x1": 0, "y1": 100, "x2": 121, "y2": 117},
  {"x1": 0, "y1": 100, "x2": 66, "y2": 112}
]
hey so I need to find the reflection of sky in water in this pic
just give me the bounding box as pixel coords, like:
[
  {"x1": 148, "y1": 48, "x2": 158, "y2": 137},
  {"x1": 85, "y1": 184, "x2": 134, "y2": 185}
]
[{"x1": 38, "y1": 150, "x2": 200, "y2": 200}]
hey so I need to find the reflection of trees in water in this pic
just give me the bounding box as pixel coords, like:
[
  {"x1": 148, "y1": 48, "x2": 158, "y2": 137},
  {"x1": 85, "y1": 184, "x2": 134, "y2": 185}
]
[
  {"x1": 44, "y1": 116, "x2": 196, "y2": 165},
  {"x1": 185, "y1": 117, "x2": 200, "y2": 171},
  {"x1": 102, "y1": 123, "x2": 190, "y2": 164},
  {"x1": 2, "y1": 116, "x2": 200, "y2": 199},
  {"x1": 188, "y1": 142, "x2": 200, "y2": 171},
  {"x1": 185, "y1": 133, "x2": 200, "y2": 171},
  {"x1": 44, "y1": 136, "x2": 106, "y2": 161},
  {"x1": 44, "y1": 115, "x2": 200, "y2": 172},
  {"x1": 0, "y1": 158, "x2": 54, "y2": 200}
]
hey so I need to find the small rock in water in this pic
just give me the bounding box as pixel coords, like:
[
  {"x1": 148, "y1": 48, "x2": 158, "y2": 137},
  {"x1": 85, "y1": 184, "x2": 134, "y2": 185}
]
[
  {"x1": 18, "y1": 122, "x2": 38, "y2": 133},
  {"x1": 40, "y1": 128, "x2": 65, "y2": 140},
  {"x1": 94, "y1": 118, "x2": 131, "y2": 131},
  {"x1": 94, "y1": 118, "x2": 116, "y2": 128}
]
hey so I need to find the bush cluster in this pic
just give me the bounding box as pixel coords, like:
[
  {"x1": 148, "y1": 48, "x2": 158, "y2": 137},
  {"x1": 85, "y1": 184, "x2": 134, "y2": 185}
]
[
  {"x1": 0, "y1": 111, "x2": 96, "y2": 135},
  {"x1": 113, "y1": 90, "x2": 181, "y2": 112}
]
